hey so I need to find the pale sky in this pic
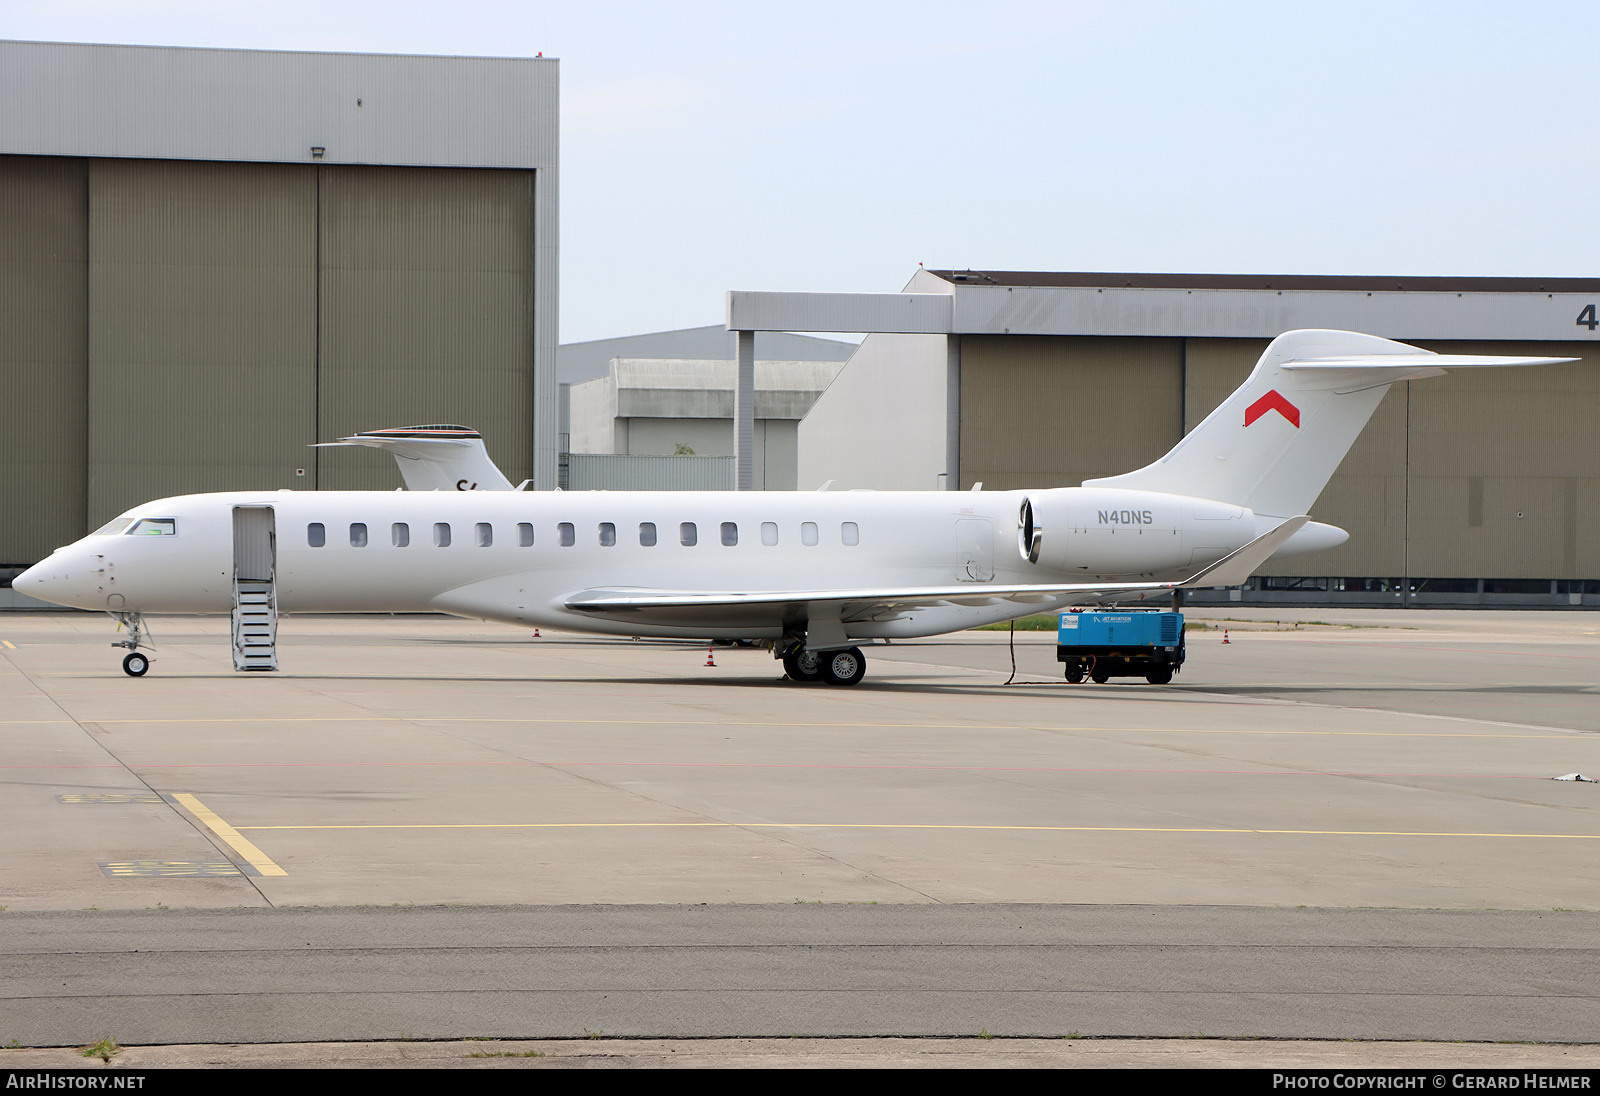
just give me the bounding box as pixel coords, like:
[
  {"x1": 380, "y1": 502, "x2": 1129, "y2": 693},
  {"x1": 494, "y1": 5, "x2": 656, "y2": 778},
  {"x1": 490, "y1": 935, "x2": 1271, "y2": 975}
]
[{"x1": 7, "y1": 1, "x2": 1597, "y2": 343}]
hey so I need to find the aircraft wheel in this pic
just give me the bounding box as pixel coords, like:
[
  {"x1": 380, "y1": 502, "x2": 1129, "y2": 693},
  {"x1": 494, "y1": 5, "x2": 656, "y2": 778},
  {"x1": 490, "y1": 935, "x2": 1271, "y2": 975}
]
[
  {"x1": 1064, "y1": 665, "x2": 1084, "y2": 684},
  {"x1": 122, "y1": 652, "x2": 150, "y2": 677},
  {"x1": 1090, "y1": 667, "x2": 1110, "y2": 684},
  {"x1": 1145, "y1": 668, "x2": 1173, "y2": 685},
  {"x1": 820, "y1": 646, "x2": 866, "y2": 687},
  {"x1": 782, "y1": 647, "x2": 822, "y2": 682}
]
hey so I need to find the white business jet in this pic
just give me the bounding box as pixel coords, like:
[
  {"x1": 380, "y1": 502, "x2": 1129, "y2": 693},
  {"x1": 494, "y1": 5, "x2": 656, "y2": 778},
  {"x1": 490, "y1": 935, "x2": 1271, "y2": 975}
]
[{"x1": 14, "y1": 330, "x2": 1568, "y2": 684}]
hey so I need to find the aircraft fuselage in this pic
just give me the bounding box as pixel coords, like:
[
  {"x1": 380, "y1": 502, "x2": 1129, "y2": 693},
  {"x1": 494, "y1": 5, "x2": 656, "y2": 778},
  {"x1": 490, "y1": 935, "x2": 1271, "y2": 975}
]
[{"x1": 18, "y1": 485, "x2": 1311, "y2": 641}]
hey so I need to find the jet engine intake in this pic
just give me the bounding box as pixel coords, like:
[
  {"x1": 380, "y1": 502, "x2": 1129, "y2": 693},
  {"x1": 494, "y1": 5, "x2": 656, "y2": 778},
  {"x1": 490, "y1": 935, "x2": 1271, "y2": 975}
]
[{"x1": 1017, "y1": 488, "x2": 1256, "y2": 577}]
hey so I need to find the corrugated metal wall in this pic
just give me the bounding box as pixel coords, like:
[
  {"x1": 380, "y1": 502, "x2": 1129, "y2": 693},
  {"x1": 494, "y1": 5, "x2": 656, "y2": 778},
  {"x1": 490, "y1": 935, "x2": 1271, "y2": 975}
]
[
  {"x1": 959, "y1": 335, "x2": 1183, "y2": 491},
  {"x1": 1407, "y1": 341, "x2": 1598, "y2": 580},
  {"x1": 568, "y1": 454, "x2": 734, "y2": 491},
  {"x1": 1181, "y1": 338, "x2": 1597, "y2": 579},
  {"x1": 0, "y1": 154, "x2": 537, "y2": 562},
  {"x1": 956, "y1": 333, "x2": 1596, "y2": 581},
  {"x1": 0, "y1": 157, "x2": 87, "y2": 561},
  {"x1": 317, "y1": 165, "x2": 533, "y2": 490},
  {"x1": 86, "y1": 159, "x2": 318, "y2": 521}
]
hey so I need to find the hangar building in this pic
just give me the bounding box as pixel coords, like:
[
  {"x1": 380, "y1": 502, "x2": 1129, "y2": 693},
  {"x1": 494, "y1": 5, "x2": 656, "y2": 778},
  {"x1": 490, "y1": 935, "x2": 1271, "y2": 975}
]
[
  {"x1": 0, "y1": 40, "x2": 558, "y2": 569},
  {"x1": 731, "y1": 269, "x2": 1599, "y2": 606}
]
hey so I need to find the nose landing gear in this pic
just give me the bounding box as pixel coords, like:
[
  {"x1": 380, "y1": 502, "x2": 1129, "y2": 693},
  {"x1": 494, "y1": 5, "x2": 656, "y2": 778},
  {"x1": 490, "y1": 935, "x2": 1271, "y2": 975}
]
[{"x1": 111, "y1": 612, "x2": 154, "y2": 677}]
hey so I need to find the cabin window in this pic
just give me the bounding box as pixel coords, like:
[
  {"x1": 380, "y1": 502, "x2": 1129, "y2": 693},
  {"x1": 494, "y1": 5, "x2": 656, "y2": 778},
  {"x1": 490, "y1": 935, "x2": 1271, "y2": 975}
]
[
  {"x1": 127, "y1": 518, "x2": 176, "y2": 536},
  {"x1": 761, "y1": 522, "x2": 778, "y2": 546},
  {"x1": 349, "y1": 523, "x2": 368, "y2": 547},
  {"x1": 476, "y1": 522, "x2": 493, "y2": 547},
  {"x1": 842, "y1": 521, "x2": 859, "y2": 546},
  {"x1": 639, "y1": 522, "x2": 657, "y2": 547},
  {"x1": 434, "y1": 522, "x2": 451, "y2": 547},
  {"x1": 307, "y1": 522, "x2": 326, "y2": 547},
  {"x1": 680, "y1": 522, "x2": 697, "y2": 546},
  {"x1": 518, "y1": 522, "x2": 534, "y2": 547},
  {"x1": 801, "y1": 522, "x2": 818, "y2": 546},
  {"x1": 392, "y1": 523, "x2": 410, "y2": 547},
  {"x1": 598, "y1": 522, "x2": 616, "y2": 547},
  {"x1": 559, "y1": 522, "x2": 575, "y2": 547},
  {"x1": 721, "y1": 522, "x2": 738, "y2": 546}
]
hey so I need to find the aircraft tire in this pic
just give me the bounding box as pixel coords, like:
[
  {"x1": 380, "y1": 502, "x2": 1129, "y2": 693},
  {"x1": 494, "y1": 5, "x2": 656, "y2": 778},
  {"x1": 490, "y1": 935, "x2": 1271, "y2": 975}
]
[
  {"x1": 783, "y1": 647, "x2": 822, "y2": 682},
  {"x1": 820, "y1": 646, "x2": 866, "y2": 687},
  {"x1": 122, "y1": 652, "x2": 149, "y2": 677}
]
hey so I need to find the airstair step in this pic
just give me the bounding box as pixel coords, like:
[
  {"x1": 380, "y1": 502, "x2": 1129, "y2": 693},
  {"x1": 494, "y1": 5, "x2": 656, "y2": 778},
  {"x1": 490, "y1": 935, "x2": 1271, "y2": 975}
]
[{"x1": 232, "y1": 577, "x2": 279, "y2": 672}]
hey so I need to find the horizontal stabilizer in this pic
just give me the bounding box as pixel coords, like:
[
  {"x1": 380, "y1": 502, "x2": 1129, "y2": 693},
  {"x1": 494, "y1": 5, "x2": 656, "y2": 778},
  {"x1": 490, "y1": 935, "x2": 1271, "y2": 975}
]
[
  {"x1": 1282, "y1": 353, "x2": 1571, "y2": 371},
  {"x1": 1279, "y1": 351, "x2": 1574, "y2": 393}
]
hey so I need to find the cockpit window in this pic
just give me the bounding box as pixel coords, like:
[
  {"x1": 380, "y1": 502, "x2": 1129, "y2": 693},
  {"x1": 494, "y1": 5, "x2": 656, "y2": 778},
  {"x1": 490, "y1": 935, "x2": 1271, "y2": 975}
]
[
  {"x1": 126, "y1": 519, "x2": 177, "y2": 536},
  {"x1": 94, "y1": 517, "x2": 134, "y2": 536}
]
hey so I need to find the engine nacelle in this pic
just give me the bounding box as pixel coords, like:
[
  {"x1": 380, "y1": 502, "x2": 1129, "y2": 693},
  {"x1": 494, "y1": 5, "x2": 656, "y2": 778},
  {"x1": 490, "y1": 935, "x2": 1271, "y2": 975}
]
[{"x1": 1017, "y1": 487, "x2": 1256, "y2": 577}]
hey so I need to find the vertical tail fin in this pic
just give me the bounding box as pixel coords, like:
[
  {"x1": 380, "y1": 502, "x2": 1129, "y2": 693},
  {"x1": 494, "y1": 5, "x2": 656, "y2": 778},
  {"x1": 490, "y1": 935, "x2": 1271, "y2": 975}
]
[
  {"x1": 1084, "y1": 330, "x2": 1570, "y2": 518},
  {"x1": 313, "y1": 425, "x2": 516, "y2": 491}
]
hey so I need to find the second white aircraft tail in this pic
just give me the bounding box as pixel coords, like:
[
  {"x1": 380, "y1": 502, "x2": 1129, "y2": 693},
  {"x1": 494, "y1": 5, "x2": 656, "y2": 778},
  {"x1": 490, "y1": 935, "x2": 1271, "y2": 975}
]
[
  {"x1": 314, "y1": 425, "x2": 516, "y2": 491},
  {"x1": 1085, "y1": 330, "x2": 1570, "y2": 518}
]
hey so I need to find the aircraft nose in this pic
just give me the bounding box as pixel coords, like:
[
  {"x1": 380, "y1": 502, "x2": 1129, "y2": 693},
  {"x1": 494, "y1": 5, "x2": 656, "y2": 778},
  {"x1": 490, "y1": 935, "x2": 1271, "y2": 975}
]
[
  {"x1": 12, "y1": 562, "x2": 43, "y2": 595},
  {"x1": 13, "y1": 554, "x2": 78, "y2": 607}
]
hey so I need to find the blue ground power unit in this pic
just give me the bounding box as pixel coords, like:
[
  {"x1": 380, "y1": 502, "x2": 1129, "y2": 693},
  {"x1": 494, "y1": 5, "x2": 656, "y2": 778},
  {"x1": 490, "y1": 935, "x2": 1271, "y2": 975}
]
[{"x1": 1056, "y1": 610, "x2": 1186, "y2": 685}]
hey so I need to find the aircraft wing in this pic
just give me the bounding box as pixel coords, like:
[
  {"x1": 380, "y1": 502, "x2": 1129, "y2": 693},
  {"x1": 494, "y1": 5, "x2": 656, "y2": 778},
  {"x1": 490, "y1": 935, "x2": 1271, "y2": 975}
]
[{"x1": 565, "y1": 516, "x2": 1308, "y2": 623}]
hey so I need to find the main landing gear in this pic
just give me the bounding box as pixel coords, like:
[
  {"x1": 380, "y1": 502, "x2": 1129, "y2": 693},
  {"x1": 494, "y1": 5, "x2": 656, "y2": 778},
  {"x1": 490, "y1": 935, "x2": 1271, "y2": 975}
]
[
  {"x1": 780, "y1": 642, "x2": 867, "y2": 687},
  {"x1": 781, "y1": 646, "x2": 821, "y2": 682},
  {"x1": 111, "y1": 612, "x2": 153, "y2": 677}
]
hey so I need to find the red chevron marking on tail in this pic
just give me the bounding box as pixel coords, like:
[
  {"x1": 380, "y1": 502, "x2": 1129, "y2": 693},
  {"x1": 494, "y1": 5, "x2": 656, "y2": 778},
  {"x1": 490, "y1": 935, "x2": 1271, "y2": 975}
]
[{"x1": 1244, "y1": 389, "x2": 1300, "y2": 428}]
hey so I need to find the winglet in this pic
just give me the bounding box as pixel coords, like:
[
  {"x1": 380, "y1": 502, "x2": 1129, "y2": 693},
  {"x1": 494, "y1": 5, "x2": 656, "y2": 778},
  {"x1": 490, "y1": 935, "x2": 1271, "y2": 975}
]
[{"x1": 1181, "y1": 516, "x2": 1309, "y2": 588}]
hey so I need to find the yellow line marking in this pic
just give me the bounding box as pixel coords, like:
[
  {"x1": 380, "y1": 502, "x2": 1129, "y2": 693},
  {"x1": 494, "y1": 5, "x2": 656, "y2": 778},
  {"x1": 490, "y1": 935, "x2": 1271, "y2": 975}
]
[
  {"x1": 2, "y1": 640, "x2": 15, "y2": 648},
  {"x1": 234, "y1": 821, "x2": 1600, "y2": 840},
  {"x1": 171, "y1": 792, "x2": 288, "y2": 876}
]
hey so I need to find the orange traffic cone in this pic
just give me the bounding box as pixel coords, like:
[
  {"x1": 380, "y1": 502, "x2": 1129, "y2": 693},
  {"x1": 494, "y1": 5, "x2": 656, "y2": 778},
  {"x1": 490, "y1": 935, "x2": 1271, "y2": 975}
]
[
  {"x1": 532, "y1": 628, "x2": 541, "y2": 638},
  {"x1": 705, "y1": 644, "x2": 717, "y2": 667},
  {"x1": 1222, "y1": 629, "x2": 1230, "y2": 644}
]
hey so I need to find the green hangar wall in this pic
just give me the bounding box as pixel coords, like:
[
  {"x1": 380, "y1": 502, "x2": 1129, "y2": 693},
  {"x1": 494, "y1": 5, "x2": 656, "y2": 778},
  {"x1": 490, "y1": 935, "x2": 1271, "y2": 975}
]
[
  {"x1": 0, "y1": 155, "x2": 537, "y2": 563},
  {"x1": 0, "y1": 41, "x2": 559, "y2": 569},
  {"x1": 956, "y1": 333, "x2": 1599, "y2": 582}
]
